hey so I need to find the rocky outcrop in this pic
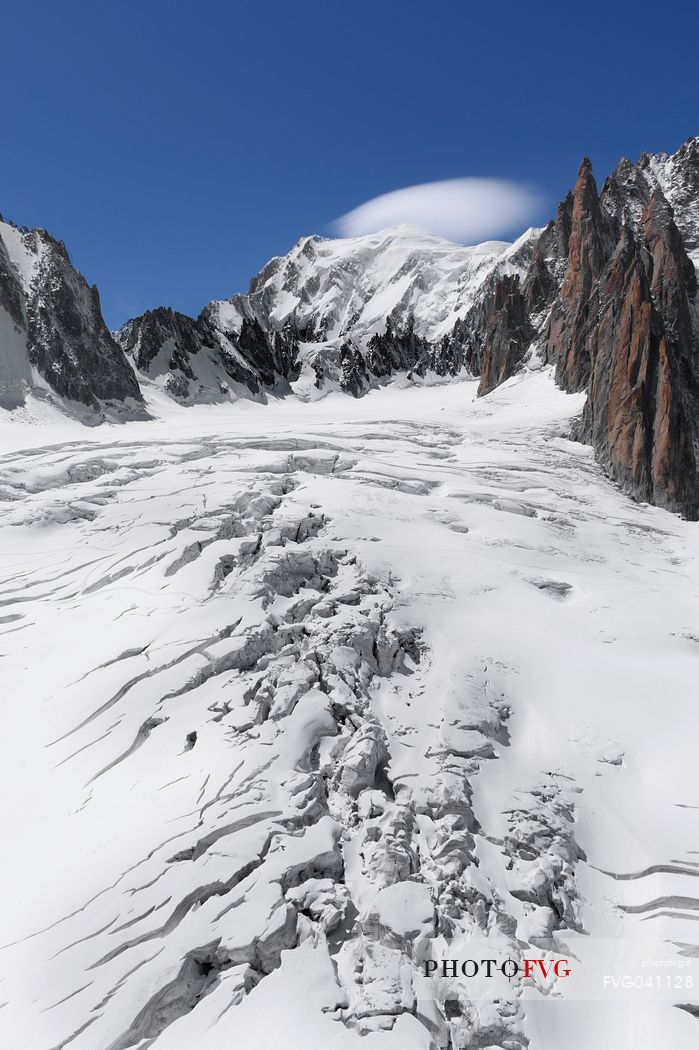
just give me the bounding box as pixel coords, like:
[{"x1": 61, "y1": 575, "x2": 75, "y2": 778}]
[
  {"x1": 581, "y1": 197, "x2": 698, "y2": 514},
  {"x1": 0, "y1": 218, "x2": 142, "y2": 414},
  {"x1": 545, "y1": 159, "x2": 617, "y2": 392},
  {"x1": 470, "y1": 143, "x2": 699, "y2": 519},
  {"x1": 236, "y1": 316, "x2": 300, "y2": 386},
  {"x1": 119, "y1": 307, "x2": 217, "y2": 374},
  {"x1": 521, "y1": 194, "x2": 573, "y2": 316},
  {"x1": 338, "y1": 342, "x2": 371, "y2": 397},
  {"x1": 639, "y1": 135, "x2": 699, "y2": 251},
  {"x1": 0, "y1": 234, "x2": 25, "y2": 330},
  {"x1": 445, "y1": 228, "x2": 545, "y2": 382},
  {"x1": 364, "y1": 315, "x2": 464, "y2": 387},
  {"x1": 116, "y1": 307, "x2": 300, "y2": 402},
  {"x1": 476, "y1": 275, "x2": 534, "y2": 396},
  {"x1": 544, "y1": 163, "x2": 699, "y2": 517}
]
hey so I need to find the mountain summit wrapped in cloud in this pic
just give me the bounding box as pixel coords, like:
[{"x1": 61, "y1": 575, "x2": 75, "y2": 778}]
[{"x1": 333, "y1": 177, "x2": 543, "y2": 242}]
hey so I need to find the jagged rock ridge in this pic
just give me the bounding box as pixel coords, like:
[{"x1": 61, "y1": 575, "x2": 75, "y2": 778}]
[
  {"x1": 0, "y1": 218, "x2": 142, "y2": 417},
  {"x1": 464, "y1": 142, "x2": 699, "y2": 518},
  {"x1": 549, "y1": 160, "x2": 699, "y2": 517}
]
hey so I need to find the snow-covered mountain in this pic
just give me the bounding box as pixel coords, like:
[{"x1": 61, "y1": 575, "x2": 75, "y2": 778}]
[
  {"x1": 604, "y1": 136, "x2": 699, "y2": 253},
  {"x1": 116, "y1": 226, "x2": 540, "y2": 402},
  {"x1": 114, "y1": 135, "x2": 699, "y2": 517},
  {"x1": 212, "y1": 226, "x2": 528, "y2": 342},
  {"x1": 115, "y1": 138, "x2": 699, "y2": 415},
  {"x1": 0, "y1": 218, "x2": 143, "y2": 421},
  {"x1": 4, "y1": 137, "x2": 699, "y2": 517}
]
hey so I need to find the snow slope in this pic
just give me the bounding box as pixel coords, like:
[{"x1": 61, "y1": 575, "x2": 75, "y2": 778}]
[
  {"x1": 113, "y1": 226, "x2": 541, "y2": 405},
  {"x1": 1, "y1": 371, "x2": 697, "y2": 1049},
  {"x1": 211, "y1": 225, "x2": 539, "y2": 344}
]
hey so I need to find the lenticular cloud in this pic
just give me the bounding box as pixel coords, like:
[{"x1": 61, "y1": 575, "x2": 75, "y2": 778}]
[{"x1": 335, "y1": 177, "x2": 542, "y2": 243}]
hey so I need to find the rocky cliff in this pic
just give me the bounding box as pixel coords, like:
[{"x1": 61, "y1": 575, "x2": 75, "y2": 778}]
[
  {"x1": 115, "y1": 307, "x2": 272, "y2": 402},
  {"x1": 0, "y1": 218, "x2": 142, "y2": 417},
  {"x1": 487, "y1": 146, "x2": 699, "y2": 519},
  {"x1": 422, "y1": 142, "x2": 699, "y2": 519}
]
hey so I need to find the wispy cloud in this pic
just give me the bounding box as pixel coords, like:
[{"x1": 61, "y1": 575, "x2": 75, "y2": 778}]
[{"x1": 334, "y1": 177, "x2": 543, "y2": 243}]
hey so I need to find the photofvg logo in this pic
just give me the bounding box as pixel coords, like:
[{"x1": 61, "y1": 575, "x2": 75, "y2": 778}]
[
  {"x1": 421, "y1": 939, "x2": 697, "y2": 1003},
  {"x1": 424, "y1": 957, "x2": 571, "y2": 981}
]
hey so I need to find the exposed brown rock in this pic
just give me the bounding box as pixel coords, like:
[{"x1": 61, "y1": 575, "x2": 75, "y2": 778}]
[
  {"x1": 642, "y1": 191, "x2": 697, "y2": 341},
  {"x1": 477, "y1": 275, "x2": 534, "y2": 397},
  {"x1": 545, "y1": 158, "x2": 615, "y2": 391},
  {"x1": 474, "y1": 147, "x2": 699, "y2": 518},
  {"x1": 581, "y1": 224, "x2": 697, "y2": 515},
  {"x1": 522, "y1": 193, "x2": 573, "y2": 315}
]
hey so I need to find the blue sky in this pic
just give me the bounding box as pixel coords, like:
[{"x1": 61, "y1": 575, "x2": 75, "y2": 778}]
[{"x1": 2, "y1": 0, "x2": 698, "y2": 327}]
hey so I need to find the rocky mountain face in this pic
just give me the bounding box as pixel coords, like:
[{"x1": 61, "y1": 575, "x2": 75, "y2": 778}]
[
  {"x1": 0, "y1": 218, "x2": 142, "y2": 417},
  {"x1": 456, "y1": 143, "x2": 699, "y2": 518},
  {"x1": 576, "y1": 188, "x2": 698, "y2": 516},
  {"x1": 538, "y1": 152, "x2": 699, "y2": 518},
  {"x1": 471, "y1": 275, "x2": 534, "y2": 396},
  {"x1": 116, "y1": 306, "x2": 301, "y2": 402}
]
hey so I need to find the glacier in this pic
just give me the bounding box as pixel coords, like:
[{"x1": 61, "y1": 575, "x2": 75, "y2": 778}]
[{"x1": 1, "y1": 371, "x2": 698, "y2": 1049}]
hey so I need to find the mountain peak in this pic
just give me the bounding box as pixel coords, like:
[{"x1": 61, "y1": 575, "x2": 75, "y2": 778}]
[
  {"x1": 577, "y1": 156, "x2": 594, "y2": 178},
  {"x1": 0, "y1": 217, "x2": 143, "y2": 416}
]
